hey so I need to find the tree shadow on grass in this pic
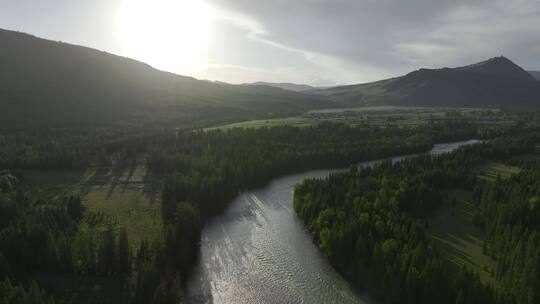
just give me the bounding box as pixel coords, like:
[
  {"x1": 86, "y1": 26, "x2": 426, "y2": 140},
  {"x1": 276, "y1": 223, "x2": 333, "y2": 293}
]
[
  {"x1": 142, "y1": 171, "x2": 162, "y2": 206},
  {"x1": 106, "y1": 165, "x2": 132, "y2": 199},
  {"x1": 431, "y1": 234, "x2": 477, "y2": 268},
  {"x1": 80, "y1": 163, "x2": 163, "y2": 207},
  {"x1": 80, "y1": 166, "x2": 112, "y2": 197}
]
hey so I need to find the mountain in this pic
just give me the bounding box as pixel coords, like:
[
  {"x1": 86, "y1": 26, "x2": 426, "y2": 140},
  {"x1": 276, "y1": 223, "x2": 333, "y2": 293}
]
[
  {"x1": 243, "y1": 82, "x2": 317, "y2": 92},
  {"x1": 458, "y1": 57, "x2": 535, "y2": 81},
  {"x1": 0, "y1": 29, "x2": 330, "y2": 128},
  {"x1": 529, "y1": 71, "x2": 540, "y2": 81},
  {"x1": 312, "y1": 57, "x2": 540, "y2": 108}
]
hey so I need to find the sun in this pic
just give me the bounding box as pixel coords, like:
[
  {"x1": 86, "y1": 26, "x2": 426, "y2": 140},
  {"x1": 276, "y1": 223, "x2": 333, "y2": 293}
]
[{"x1": 116, "y1": 0, "x2": 212, "y2": 76}]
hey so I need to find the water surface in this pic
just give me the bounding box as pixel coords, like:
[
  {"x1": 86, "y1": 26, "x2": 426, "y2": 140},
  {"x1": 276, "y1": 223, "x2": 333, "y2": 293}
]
[{"x1": 186, "y1": 139, "x2": 480, "y2": 304}]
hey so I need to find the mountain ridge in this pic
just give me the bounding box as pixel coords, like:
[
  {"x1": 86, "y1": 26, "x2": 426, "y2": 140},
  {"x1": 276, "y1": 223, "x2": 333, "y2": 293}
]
[
  {"x1": 2, "y1": 27, "x2": 540, "y2": 129},
  {"x1": 458, "y1": 56, "x2": 536, "y2": 81},
  {"x1": 529, "y1": 70, "x2": 540, "y2": 81},
  {"x1": 243, "y1": 82, "x2": 317, "y2": 92},
  {"x1": 311, "y1": 56, "x2": 540, "y2": 108},
  {"x1": 0, "y1": 28, "x2": 330, "y2": 128}
]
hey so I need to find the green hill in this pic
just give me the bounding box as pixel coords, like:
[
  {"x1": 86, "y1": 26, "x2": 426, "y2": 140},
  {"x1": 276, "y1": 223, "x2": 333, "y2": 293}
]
[
  {"x1": 312, "y1": 57, "x2": 540, "y2": 108},
  {"x1": 0, "y1": 29, "x2": 330, "y2": 128}
]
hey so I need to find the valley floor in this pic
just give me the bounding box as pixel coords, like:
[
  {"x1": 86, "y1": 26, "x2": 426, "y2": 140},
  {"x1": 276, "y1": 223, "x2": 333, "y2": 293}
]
[{"x1": 207, "y1": 106, "x2": 514, "y2": 130}]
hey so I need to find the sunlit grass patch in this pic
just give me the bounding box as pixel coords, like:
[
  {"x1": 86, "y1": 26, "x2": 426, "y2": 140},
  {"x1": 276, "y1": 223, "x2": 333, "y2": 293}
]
[
  {"x1": 206, "y1": 106, "x2": 500, "y2": 131},
  {"x1": 83, "y1": 183, "x2": 162, "y2": 244},
  {"x1": 473, "y1": 161, "x2": 520, "y2": 181},
  {"x1": 22, "y1": 166, "x2": 163, "y2": 244},
  {"x1": 427, "y1": 189, "x2": 495, "y2": 285}
]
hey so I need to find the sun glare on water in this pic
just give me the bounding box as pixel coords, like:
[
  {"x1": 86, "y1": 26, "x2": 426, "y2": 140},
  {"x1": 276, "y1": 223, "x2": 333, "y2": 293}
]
[{"x1": 116, "y1": 0, "x2": 212, "y2": 76}]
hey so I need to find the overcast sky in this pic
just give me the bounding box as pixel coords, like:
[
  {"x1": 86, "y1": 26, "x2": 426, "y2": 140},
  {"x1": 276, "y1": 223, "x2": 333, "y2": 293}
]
[{"x1": 1, "y1": 0, "x2": 539, "y2": 85}]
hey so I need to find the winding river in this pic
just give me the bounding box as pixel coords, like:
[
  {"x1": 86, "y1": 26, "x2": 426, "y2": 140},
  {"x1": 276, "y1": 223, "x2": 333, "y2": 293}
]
[{"x1": 186, "y1": 139, "x2": 480, "y2": 304}]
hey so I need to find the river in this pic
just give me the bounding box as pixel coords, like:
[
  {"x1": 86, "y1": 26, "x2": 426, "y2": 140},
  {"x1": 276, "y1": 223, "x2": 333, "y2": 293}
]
[{"x1": 186, "y1": 139, "x2": 481, "y2": 304}]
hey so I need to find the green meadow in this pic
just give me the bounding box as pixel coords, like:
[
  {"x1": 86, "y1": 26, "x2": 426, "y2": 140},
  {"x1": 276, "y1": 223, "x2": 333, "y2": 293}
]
[
  {"x1": 473, "y1": 161, "x2": 521, "y2": 182},
  {"x1": 428, "y1": 189, "x2": 495, "y2": 284},
  {"x1": 22, "y1": 165, "x2": 163, "y2": 245},
  {"x1": 428, "y1": 160, "x2": 521, "y2": 284},
  {"x1": 206, "y1": 106, "x2": 508, "y2": 130}
]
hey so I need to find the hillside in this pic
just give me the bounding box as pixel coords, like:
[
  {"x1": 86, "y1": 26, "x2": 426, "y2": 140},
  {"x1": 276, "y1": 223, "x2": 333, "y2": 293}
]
[
  {"x1": 312, "y1": 57, "x2": 540, "y2": 108},
  {"x1": 243, "y1": 82, "x2": 317, "y2": 92},
  {"x1": 0, "y1": 29, "x2": 330, "y2": 128},
  {"x1": 529, "y1": 70, "x2": 540, "y2": 81}
]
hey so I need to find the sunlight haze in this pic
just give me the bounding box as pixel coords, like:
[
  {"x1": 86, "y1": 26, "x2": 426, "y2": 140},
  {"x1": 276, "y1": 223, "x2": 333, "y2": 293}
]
[
  {"x1": 116, "y1": 0, "x2": 213, "y2": 76},
  {"x1": 1, "y1": 0, "x2": 539, "y2": 85}
]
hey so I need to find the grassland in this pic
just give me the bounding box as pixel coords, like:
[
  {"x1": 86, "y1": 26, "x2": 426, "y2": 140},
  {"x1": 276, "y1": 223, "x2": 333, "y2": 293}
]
[
  {"x1": 22, "y1": 165, "x2": 163, "y2": 245},
  {"x1": 427, "y1": 189, "x2": 495, "y2": 284},
  {"x1": 427, "y1": 161, "x2": 521, "y2": 284},
  {"x1": 473, "y1": 161, "x2": 521, "y2": 182},
  {"x1": 206, "y1": 106, "x2": 511, "y2": 130}
]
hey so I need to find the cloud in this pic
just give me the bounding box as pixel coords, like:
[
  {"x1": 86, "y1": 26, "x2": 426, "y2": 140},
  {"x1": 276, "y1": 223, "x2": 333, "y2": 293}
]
[
  {"x1": 2, "y1": 0, "x2": 537, "y2": 85},
  {"x1": 202, "y1": 0, "x2": 540, "y2": 85},
  {"x1": 204, "y1": 12, "x2": 382, "y2": 85}
]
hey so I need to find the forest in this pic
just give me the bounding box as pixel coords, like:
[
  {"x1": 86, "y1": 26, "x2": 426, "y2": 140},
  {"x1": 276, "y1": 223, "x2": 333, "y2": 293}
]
[
  {"x1": 475, "y1": 163, "x2": 540, "y2": 303},
  {"x1": 0, "y1": 111, "x2": 538, "y2": 303},
  {"x1": 293, "y1": 130, "x2": 540, "y2": 303},
  {"x1": 2, "y1": 6, "x2": 540, "y2": 303}
]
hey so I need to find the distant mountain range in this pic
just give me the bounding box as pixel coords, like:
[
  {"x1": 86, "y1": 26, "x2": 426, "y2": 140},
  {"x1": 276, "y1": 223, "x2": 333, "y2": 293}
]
[
  {"x1": 1, "y1": 27, "x2": 540, "y2": 129},
  {"x1": 311, "y1": 57, "x2": 540, "y2": 108},
  {"x1": 242, "y1": 82, "x2": 318, "y2": 92},
  {"x1": 529, "y1": 71, "x2": 540, "y2": 81},
  {"x1": 0, "y1": 29, "x2": 329, "y2": 128}
]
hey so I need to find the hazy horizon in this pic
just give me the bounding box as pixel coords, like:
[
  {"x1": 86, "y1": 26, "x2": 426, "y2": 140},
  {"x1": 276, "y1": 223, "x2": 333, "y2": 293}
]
[{"x1": 1, "y1": 0, "x2": 539, "y2": 86}]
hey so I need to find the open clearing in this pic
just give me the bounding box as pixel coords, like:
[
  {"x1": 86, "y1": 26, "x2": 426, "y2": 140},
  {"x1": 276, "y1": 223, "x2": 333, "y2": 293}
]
[
  {"x1": 23, "y1": 165, "x2": 162, "y2": 244},
  {"x1": 428, "y1": 189, "x2": 495, "y2": 284},
  {"x1": 206, "y1": 106, "x2": 510, "y2": 130},
  {"x1": 428, "y1": 161, "x2": 520, "y2": 284},
  {"x1": 473, "y1": 161, "x2": 520, "y2": 182}
]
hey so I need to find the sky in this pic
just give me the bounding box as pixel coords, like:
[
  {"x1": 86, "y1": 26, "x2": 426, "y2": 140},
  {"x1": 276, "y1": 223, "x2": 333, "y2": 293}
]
[{"x1": 1, "y1": 0, "x2": 539, "y2": 86}]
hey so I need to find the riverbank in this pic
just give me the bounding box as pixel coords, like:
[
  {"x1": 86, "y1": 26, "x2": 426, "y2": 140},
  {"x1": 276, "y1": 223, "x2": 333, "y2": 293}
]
[{"x1": 186, "y1": 139, "x2": 480, "y2": 303}]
